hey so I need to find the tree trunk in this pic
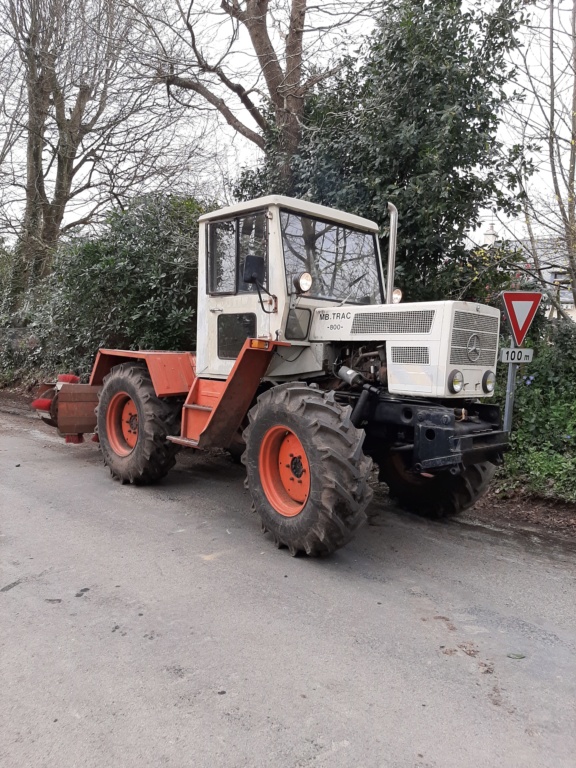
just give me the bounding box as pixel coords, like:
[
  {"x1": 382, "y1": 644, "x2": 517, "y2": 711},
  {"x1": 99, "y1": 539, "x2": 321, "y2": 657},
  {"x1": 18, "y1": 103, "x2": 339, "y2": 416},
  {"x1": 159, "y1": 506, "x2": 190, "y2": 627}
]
[
  {"x1": 12, "y1": 42, "x2": 53, "y2": 302},
  {"x1": 568, "y1": 0, "x2": 576, "y2": 304}
]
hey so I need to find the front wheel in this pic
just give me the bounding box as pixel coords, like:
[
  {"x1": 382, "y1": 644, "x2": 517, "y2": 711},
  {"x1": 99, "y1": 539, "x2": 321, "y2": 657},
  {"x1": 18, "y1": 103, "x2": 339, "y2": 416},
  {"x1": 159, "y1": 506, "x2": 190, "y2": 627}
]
[
  {"x1": 379, "y1": 452, "x2": 495, "y2": 519},
  {"x1": 243, "y1": 383, "x2": 373, "y2": 556},
  {"x1": 97, "y1": 362, "x2": 180, "y2": 485}
]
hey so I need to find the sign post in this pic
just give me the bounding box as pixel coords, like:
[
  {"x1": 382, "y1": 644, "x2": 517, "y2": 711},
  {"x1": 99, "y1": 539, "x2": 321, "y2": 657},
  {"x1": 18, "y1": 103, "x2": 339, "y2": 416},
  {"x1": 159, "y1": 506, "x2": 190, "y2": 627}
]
[
  {"x1": 500, "y1": 291, "x2": 542, "y2": 433},
  {"x1": 503, "y1": 342, "x2": 519, "y2": 433}
]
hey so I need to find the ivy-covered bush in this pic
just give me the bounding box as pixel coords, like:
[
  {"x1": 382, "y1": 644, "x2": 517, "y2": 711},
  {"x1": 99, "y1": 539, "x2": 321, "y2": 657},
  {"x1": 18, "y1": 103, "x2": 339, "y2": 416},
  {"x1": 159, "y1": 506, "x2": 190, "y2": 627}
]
[
  {"x1": 0, "y1": 194, "x2": 204, "y2": 380},
  {"x1": 499, "y1": 320, "x2": 576, "y2": 503}
]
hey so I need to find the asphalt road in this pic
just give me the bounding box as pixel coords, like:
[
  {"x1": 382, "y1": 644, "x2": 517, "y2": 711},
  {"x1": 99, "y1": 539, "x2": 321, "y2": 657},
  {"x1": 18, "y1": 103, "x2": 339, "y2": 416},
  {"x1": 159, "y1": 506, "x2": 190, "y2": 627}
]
[{"x1": 1, "y1": 407, "x2": 575, "y2": 768}]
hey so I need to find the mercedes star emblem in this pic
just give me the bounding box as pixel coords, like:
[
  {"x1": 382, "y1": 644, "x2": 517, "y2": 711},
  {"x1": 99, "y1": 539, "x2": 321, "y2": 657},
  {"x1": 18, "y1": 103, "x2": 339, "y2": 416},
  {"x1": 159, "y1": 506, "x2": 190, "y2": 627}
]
[{"x1": 466, "y1": 333, "x2": 481, "y2": 362}]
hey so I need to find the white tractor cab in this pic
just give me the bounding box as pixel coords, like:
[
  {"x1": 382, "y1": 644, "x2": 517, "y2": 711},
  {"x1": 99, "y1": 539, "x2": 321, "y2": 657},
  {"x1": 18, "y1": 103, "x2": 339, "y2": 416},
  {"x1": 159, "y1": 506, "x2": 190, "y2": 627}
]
[{"x1": 197, "y1": 195, "x2": 500, "y2": 399}]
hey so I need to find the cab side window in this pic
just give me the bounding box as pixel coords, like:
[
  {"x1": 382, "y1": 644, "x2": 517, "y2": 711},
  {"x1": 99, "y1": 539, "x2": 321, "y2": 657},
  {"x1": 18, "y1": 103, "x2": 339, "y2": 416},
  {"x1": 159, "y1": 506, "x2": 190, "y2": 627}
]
[
  {"x1": 209, "y1": 219, "x2": 236, "y2": 294},
  {"x1": 208, "y1": 212, "x2": 267, "y2": 294},
  {"x1": 217, "y1": 313, "x2": 257, "y2": 358}
]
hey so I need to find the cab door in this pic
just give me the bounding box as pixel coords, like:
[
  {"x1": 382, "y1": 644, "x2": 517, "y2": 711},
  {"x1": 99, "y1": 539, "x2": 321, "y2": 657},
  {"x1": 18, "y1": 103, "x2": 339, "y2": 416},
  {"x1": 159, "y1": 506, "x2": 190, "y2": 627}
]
[{"x1": 200, "y1": 211, "x2": 269, "y2": 378}]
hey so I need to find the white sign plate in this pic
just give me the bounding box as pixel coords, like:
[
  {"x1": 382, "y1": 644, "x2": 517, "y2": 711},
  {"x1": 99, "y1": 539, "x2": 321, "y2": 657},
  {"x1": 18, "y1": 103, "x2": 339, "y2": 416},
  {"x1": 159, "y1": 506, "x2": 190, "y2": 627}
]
[{"x1": 499, "y1": 347, "x2": 533, "y2": 363}]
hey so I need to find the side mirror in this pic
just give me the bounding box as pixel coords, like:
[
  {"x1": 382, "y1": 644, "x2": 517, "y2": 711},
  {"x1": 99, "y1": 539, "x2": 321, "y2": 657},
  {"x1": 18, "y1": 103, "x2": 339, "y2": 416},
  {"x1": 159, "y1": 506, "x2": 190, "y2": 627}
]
[{"x1": 242, "y1": 254, "x2": 265, "y2": 285}]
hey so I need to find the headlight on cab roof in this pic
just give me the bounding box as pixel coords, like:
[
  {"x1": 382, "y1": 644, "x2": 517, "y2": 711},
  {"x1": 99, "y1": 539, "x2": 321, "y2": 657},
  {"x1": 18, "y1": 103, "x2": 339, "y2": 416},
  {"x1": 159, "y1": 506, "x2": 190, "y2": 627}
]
[
  {"x1": 448, "y1": 369, "x2": 464, "y2": 394},
  {"x1": 482, "y1": 370, "x2": 496, "y2": 393}
]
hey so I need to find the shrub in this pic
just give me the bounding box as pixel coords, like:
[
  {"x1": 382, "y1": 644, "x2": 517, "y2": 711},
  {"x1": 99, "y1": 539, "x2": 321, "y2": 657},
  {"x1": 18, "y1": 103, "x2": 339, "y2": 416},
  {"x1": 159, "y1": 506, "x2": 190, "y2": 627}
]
[
  {"x1": 0, "y1": 194, "x2": 204, "y2": 380},
  {"x1": 499, "y1": 320, "x2": 576, "y2": 503}
]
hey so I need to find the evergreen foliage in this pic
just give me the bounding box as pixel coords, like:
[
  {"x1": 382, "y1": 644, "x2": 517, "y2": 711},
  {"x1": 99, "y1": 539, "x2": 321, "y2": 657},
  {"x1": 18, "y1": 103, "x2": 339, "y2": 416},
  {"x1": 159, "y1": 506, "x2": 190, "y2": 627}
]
[
  {"x1": 0, "y1": 194, "x2": 203, "y2": 378},
  {"x1": 498, "y1": 321, "x2": 576, "y2": 503},
  {"x1": 238, "y1": 0, "x2": 527, "y2": 300}
]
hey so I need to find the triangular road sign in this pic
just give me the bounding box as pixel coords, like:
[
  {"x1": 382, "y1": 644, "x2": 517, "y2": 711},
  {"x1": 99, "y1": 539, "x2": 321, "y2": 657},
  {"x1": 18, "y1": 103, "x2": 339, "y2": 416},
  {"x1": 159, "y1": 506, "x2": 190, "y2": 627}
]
[{"x1": 501, "y1": 291, "x2": 543, "y2": 346}]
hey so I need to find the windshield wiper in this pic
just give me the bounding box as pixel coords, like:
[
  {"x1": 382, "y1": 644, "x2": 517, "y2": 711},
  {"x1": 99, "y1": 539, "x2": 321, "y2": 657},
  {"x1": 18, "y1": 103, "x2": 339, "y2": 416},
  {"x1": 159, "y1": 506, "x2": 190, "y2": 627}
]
[{"x1": 337, "y1": 274, "x2": 364, "y2": 306}]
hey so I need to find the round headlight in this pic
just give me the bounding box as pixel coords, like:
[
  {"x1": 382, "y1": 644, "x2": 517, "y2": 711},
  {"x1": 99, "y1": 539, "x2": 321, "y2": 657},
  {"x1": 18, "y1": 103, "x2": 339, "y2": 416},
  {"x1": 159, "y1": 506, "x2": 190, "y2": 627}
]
[
  {"x1": 448, "y1": 369, "x2": 464, "y2": 394},
  {"x1": 392, "y1": 287, "x2": 403, "y2": 304},
  {"x1": 294, "y1": 272, "x2": 313, "y2": 293},
  {"x1": 482, "y1": 370, "x2": 496, "y2": 393}
]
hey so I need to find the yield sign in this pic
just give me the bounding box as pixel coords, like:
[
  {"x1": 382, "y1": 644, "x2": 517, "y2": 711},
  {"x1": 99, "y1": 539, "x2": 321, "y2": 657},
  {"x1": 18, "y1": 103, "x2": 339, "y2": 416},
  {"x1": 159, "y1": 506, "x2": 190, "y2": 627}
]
[{"x1": 501, "y1": 291, "x2": 543, "y2": 346}]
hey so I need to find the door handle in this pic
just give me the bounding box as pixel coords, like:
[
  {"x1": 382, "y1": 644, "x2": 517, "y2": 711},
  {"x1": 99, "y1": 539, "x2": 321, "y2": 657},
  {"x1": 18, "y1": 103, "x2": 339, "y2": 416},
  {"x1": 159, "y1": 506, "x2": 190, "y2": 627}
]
[{"x1": 209, "y1": 308, "x2": 223, "y2": 313}]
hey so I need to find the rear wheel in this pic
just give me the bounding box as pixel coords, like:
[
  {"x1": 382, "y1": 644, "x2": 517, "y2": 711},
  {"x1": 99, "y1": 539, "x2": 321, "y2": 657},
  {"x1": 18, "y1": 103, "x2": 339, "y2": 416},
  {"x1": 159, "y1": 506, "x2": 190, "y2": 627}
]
[
  {"x1": 97, "y1": 362, "x2": 180, "y2": 484},
  {"x1": 243, "y1": 383, "x2": 372, "y2": 556},
  {"x1": 379, "y1": 452, "x2": 495, "y2": 519}
]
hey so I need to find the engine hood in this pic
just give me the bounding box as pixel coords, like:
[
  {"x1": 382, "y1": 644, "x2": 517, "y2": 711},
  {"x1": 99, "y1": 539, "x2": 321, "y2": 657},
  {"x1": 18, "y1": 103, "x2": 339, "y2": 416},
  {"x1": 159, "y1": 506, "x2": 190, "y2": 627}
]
[
  {"x1": 309, "y1": 300, "x2": 456, "y2": 342},
  {"x1": 308, "y1": 300, "x2": 501, "y2": 398}
]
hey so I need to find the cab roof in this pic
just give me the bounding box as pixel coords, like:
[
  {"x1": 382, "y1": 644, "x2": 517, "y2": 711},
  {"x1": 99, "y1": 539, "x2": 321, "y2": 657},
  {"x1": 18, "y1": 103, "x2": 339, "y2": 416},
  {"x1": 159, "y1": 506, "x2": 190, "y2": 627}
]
[{"x1": 198, "y1": 195, "x2": 379, "y2": 233}]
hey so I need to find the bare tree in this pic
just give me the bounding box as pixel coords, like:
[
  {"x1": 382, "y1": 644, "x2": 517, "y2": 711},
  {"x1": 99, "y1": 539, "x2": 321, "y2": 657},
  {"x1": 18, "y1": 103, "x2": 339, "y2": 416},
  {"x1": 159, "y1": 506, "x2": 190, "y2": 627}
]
[
  {"x1": 505, "y1": 0, "x2": 576, "y2": 313},
  {"x1": 128, "y1": 0, "x2": 378, "y2": 184},
  {"x1": 0, "y1": 0, "x2": 217, "y2": 296},
  {"x1": 0, "y1": 36, "x2": 26, "y2": 221}
]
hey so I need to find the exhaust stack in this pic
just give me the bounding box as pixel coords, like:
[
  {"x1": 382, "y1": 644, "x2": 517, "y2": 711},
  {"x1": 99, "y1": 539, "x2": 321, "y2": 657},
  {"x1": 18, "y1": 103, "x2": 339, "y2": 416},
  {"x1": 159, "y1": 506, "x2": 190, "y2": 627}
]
[{"x1": 385, "y1": 202, "x2": 398, "y2": 304}]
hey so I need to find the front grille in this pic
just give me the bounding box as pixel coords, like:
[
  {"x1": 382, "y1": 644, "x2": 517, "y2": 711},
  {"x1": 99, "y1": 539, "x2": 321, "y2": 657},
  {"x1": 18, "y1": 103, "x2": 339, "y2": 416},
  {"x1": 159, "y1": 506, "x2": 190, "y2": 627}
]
[
  {"x1": 450, "y1": 348, "x2": 497, "y2": 366},
  {"x1": 390, "y1": 346, "x2": 430, "y2": 365},
  {"x1": 453, "y1": 311, "x2": 499, "y2": 334},
  {"x1": 452, "y1": 329, "x2": 498, "y2": 350},
  {"x1": 450, "y1": 311, "x2": 499, "y2": 367},
  {"x1": 351, "y1": 310, "x2": 435, "y2": 335}
]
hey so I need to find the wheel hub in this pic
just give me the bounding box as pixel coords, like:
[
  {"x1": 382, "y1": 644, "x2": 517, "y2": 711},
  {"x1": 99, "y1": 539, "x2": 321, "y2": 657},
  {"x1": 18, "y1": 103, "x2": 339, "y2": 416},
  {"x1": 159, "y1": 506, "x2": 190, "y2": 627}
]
[
  {"x1": 125, "y1": 410, "x2": 138, "y2": 435},
  {"x1": 290, "y1": 455, "x2": 304, "y2": 478}
]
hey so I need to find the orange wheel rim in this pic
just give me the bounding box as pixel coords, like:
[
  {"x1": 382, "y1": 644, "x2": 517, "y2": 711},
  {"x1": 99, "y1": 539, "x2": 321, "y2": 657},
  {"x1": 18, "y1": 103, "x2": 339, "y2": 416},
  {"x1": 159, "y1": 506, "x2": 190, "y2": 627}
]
[
  {"x1": 259, "y1": 426, "x2": 310, "y2": 517},
  {"x1": 106, "y1": 392, "x2": 139, "y2": 456}
]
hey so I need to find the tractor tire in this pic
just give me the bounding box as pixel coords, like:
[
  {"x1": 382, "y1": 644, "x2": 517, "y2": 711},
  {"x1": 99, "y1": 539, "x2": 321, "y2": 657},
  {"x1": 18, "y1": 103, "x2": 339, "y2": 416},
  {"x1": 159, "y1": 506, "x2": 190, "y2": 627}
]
[
  {"x1": 242, "y1": 383, "x2": 373, "y2": 556},
  {"x1": 379, "y1": 452, "x2": 495, "y2": 519},
  {"x1": 97, "y1": 362, "x2": 180, "y2": 485}
]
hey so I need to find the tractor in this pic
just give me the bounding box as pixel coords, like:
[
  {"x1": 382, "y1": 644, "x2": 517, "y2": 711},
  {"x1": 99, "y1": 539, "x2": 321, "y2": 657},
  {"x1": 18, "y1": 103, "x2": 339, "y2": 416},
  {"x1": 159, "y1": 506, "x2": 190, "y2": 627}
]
[{"x1": 32, "y1": 196, "x2": 509, "y2": 556}]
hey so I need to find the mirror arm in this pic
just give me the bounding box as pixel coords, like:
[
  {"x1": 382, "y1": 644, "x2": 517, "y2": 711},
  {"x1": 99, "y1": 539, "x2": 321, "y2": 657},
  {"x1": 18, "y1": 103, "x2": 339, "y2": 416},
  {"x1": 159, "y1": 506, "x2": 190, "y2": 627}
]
[{"x1": 253, "y1": 279, "x2": 277, "y2": 314}]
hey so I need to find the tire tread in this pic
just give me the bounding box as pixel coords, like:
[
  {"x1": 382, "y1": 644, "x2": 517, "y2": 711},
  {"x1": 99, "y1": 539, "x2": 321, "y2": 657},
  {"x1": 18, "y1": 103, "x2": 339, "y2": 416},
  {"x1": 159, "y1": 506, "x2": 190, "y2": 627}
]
[
  {"x1": 97, "y1": 362, "x2": 180, "y2": 485},
  {"x1": 242, "y1": 382, "x2": 372, "y2": 556}
]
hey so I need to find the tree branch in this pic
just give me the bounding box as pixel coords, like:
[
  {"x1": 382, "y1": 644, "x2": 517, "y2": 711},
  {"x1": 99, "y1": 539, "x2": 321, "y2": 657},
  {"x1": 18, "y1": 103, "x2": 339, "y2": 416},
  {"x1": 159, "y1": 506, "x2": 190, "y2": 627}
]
[
  {"x1": 221, "y1": 0, "x2": 285, "y2": 110},
  {"x1": 166, "y1": 73, "x2": 265, "y2": 148},
  {"x1": 177, "y1": 0, "x2": 268, "y2": 132}
]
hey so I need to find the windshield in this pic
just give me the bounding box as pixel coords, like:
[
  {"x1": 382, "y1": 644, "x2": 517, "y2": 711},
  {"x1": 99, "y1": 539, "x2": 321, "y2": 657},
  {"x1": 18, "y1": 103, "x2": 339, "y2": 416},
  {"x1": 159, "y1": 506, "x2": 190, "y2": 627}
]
[{"x1": 280, "y1": 210, "x2": 383, "y2": 304}]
